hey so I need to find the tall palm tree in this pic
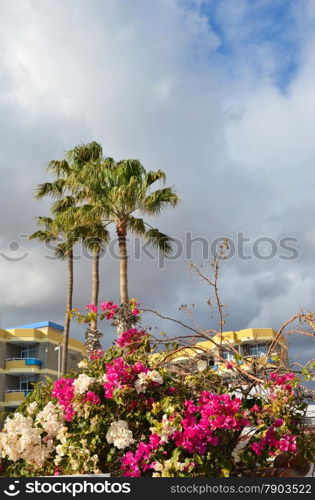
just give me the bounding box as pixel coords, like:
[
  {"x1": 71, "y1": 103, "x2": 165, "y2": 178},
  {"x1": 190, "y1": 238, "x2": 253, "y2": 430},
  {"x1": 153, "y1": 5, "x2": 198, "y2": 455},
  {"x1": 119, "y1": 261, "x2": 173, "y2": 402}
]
[
  {"x1": 29, "y1": 216, "x2": 77, "y2": 375},
  {"x1": 65, "y1": 142, "x2": 106, "y2": 329},
  {"x1": 36, "y1": 142, "x2": 109, "y2": 336},
  {"x1": 37, "y1": 143, "x2": 179, "y2": 333},
  {"x1": 73, "y1": 159, "x2": 179, "y2": 308}
]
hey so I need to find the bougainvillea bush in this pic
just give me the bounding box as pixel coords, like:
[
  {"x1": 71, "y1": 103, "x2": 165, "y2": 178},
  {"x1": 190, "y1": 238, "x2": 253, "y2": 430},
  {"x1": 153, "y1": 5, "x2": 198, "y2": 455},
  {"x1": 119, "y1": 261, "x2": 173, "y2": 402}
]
[{"x1": 0, "y1": 318, "x2": 314, "y2": 477}]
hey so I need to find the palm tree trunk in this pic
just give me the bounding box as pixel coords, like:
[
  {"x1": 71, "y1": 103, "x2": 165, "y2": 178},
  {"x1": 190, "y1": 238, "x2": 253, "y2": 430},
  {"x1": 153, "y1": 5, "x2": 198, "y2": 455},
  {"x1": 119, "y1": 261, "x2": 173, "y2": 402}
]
[
  {"x1": 61, "y1": 248, "x2": 73, "y2": 376},
  {"x1": 90, "y1": 247, "x2": 100, "y2": 330},
  {"x1": 118, "y1": 231, "x2": 128, "y2": 305}
]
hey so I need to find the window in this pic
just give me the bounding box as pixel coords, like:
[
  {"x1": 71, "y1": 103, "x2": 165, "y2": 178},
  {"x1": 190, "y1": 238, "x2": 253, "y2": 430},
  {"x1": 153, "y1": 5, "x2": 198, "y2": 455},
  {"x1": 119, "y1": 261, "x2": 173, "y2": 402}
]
[
  {"x1": 248, "y1": 344, "x2": 268, "y2": 357},
  {"x1": 222, "y1": 350, "x2": 234, "y2": 361},
  {"x1": 19, "y1": 375, "x2": 36, "y2": 392},
  {"x1": 207, "y1": 357, "x2": 215, "y2": 367},
  {"x1": 21, "y1": 345, "x2": 36, "y2": 359}
]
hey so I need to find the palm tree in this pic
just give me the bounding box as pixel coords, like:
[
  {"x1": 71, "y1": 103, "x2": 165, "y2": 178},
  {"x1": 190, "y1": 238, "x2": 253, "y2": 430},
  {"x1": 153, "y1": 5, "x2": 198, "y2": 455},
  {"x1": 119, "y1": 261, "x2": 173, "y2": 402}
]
[
  {"x1": 73, "y1": 159, "x2": 179, "y2": 310},
  {"x1": 37, "y1": 143, "x2": 179, "y2": 333},
  {"x1": 29, "y1": 216, "x2": 77, "y2": 375},
  {"x1": 65, "y1": 142, "x2": 106, "y2": 329},
  {"x1": 36, "y1": 142, "x2": 109, "y2": 337}
]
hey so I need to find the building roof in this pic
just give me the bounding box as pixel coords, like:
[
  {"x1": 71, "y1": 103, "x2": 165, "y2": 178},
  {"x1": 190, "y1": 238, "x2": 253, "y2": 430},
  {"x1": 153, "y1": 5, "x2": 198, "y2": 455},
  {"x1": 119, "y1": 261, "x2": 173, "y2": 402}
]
[
  {"x1": 5, "y1": 321, "x2": 64, "y2": 332},
  {"x1": 1, "y1": 321, "x2": 84, "y2": 352}
]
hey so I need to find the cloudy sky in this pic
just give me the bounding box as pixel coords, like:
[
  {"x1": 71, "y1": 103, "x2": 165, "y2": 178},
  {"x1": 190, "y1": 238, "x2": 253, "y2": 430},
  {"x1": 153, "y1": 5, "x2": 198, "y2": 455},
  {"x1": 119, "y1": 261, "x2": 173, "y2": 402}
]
[{"x1": 0, "y1": 0, "x2": 314, "y2": 362}]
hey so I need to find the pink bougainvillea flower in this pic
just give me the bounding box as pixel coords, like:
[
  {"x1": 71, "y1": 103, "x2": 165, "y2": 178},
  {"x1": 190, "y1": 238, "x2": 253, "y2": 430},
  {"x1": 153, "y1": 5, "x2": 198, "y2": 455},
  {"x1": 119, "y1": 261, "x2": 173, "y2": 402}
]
[
  {"x1": 100, "y1": 301, "x2": 118, "y2": 319},
  {"x1": 269, "y1": 373, "x2": 295, "y2": 389},
  {"x1": 84, "y1": 391, "x2": 101, "y2": 405},
  {"x1": 117, "y1": 328, "x2": 147, "y2": 349},
  {"x1": 278, "y1": 434, "x2": 297, "y2": 452},
  {"x1": 86, "y1": 304, "x2": 98, "y2": 313},
  {"x1": 52, "y1": 378, "x2": 75, "y2": 421},
  {"x1": 103, "y1": 357, "x2": 144, "y2": 399},
  {"x1": 121, "y1": 434, "x2": 160, "y2": 476},
  {"x1": 149, "y1": 433, "x2": 161, "y2": 449},
  {"x1": 251, "y1": 425, "x2": 297, "y2": 457},
  {"x1": 132, "y1": 361, "x2": 148, "y2": 374},
  {"x1": 273, "y1": 418, "x2": 284, "y2": 428},
  {"x1": 251, "y1": 441, "x2": 264, "y2": 456},
  {"x1": 89, "y1": 349, "x2": 105, "y2": 361}
]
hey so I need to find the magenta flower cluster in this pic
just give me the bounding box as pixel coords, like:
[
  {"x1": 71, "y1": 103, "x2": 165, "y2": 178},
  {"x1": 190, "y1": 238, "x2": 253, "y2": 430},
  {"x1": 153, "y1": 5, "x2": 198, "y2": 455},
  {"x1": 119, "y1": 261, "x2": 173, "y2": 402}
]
[
  {"x1": 86, "y1": 304, "x2": 98, "y2": 314},
  {"x1": 83, "y1": 299, "x2": 141, "y2": 325},
  {"x1": 51, "y1": 378, "x2": 75, "y2": 422},
  {"x1": 121, "y1": 433, "x2": 161, "y2": 477},
  {"x1": 173, "y1": 392, "x2": 249, "y2": 454},
  {"x1": 52, "y1": 379, "x2": 101, "y2": 420},
  {"x1": 100, "y1": 301, "x2": 118, "y2": 319},
  {"x1": 103, "y1": 357, "x2": 148, "y2": 399},
  {"x1": 251, "y1": 427, "x2": 297, "y2": 456},
  {"x1": 270, "y1": 372, "x2": 295, "y2": 385},
  {"x1": 117, "y1": 328, "x2": 147, "y2": 349},
  {"x1": 121, "y1": 391, "x2": 252, "y2": 476},
  {"x1": 84, "y1": 391, "x2": 101, "y2": 405},
  {"x1": 85, "y1": 301, "x2": 118, "y2": 319},
  {"x1": 269, "y1": 372, "x2": 295, "y2": 393}
]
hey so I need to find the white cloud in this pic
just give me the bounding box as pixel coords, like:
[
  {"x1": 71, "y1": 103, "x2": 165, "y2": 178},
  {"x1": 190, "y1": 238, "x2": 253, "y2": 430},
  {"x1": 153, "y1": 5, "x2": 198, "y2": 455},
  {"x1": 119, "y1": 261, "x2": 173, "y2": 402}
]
[{"x1": 0, "y1": 0, "x2": 314, "y2": 352}]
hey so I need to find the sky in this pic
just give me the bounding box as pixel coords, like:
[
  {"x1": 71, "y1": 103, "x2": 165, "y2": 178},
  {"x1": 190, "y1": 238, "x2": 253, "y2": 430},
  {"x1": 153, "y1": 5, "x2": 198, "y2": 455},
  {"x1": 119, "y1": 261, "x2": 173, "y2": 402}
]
[{"x1": 0, "y1": 0, "x2": 315, "y2": 364}]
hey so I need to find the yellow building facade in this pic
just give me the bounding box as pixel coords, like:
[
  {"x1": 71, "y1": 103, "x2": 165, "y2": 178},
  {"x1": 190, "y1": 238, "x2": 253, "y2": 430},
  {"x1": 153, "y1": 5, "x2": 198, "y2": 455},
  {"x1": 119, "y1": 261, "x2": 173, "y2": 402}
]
[
  {"x1": 0, "y1": 321, "x2": 84, "y2": 410},
  {"x1": 158, "y1": 328, "x2": 287, "y2": 374}
]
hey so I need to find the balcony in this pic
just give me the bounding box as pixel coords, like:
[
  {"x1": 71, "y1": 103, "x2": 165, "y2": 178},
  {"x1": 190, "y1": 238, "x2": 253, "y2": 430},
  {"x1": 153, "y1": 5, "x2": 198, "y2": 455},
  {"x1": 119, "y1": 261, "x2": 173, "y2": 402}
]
[
  {"x1": 3, "y1": 390, "x2": 30, "y2": 407},
  {"x1": 5, "y1": 358, "x2": 42, "y2": 374}
]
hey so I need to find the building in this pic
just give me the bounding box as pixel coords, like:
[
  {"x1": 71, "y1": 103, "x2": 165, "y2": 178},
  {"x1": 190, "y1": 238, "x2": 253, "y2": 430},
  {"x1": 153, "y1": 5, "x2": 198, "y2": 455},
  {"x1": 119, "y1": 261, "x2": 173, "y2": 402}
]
[
  {"x1": 0, "y1": 321, "x2": 84, "y2": 412},
  {"x1": 160, "y1": 328, "x2": 288, "y2": 374}
]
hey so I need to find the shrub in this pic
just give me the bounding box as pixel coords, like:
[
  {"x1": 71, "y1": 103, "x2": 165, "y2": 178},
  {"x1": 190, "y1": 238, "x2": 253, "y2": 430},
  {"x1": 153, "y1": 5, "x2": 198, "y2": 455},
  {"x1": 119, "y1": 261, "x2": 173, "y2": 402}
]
[{"x1": 0, "y1": 313, "x2": 313, "y2": 477}]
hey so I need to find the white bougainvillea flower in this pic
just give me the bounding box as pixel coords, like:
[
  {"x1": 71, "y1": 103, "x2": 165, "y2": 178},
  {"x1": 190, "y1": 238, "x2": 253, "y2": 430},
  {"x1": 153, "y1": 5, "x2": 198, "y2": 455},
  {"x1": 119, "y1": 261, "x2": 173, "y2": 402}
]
[
  {"x1": 73, "y1": 373, "x2": 95, "y2": 395},
  {"x1": 106, "y1": 420, "x2": 134, "y2": 450},
  {"x1": 135, "y1": 370, "x2": 163, "y2": 394}
]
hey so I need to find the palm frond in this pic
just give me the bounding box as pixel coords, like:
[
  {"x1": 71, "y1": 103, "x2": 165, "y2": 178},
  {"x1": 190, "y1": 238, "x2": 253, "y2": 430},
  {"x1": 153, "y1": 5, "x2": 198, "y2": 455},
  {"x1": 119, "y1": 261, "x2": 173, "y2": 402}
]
[
  {"x1": 67, "y1": 141, "x2": 103, "y2": 167},
  {"x1": 54, "y1": 241, "x2": 73, "y2": 260},
  {"x1": 29, "y1": 230, "x2": 56, "y2": 243},
  {"x1": 35, "y1": 179, "x2": 66, "y2": 199},
  {"x1": 141, "y1": 187, "x2": 179, "y2": 215},
  {"x1": 47, "y1": 159, "x2": 71, "y2": 177},
  {"x1": 51, "y1": 196, "x2": 76, "y2": 215},
  {"x1": 36, "y1": 216, "x2": 53, "y2": 227},
  {"x1": 103, "y1": 157, "x2": 116, "y2": 169},
  {"x1": 114, "y1": 159, "x2": 145, "y2": 185},
  {"x1": 145, "y1": 169, "x2": 166, "y2": 187},
  {"x1": 82, "y1": 225, "x2": 110, "y2": 252},
  {"x1": 144, "y1": 228, "x2": 174, "y2": 255},
  {"x1": 127, "y1": 216, "x2": 147, "y2": 236}
]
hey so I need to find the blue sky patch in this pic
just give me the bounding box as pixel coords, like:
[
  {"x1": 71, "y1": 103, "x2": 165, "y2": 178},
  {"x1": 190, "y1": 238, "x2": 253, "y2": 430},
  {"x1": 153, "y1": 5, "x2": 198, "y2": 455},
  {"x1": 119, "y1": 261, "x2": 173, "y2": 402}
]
[{"x1": 185, "y1": 0, "x2": 305, "y2": 90}]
